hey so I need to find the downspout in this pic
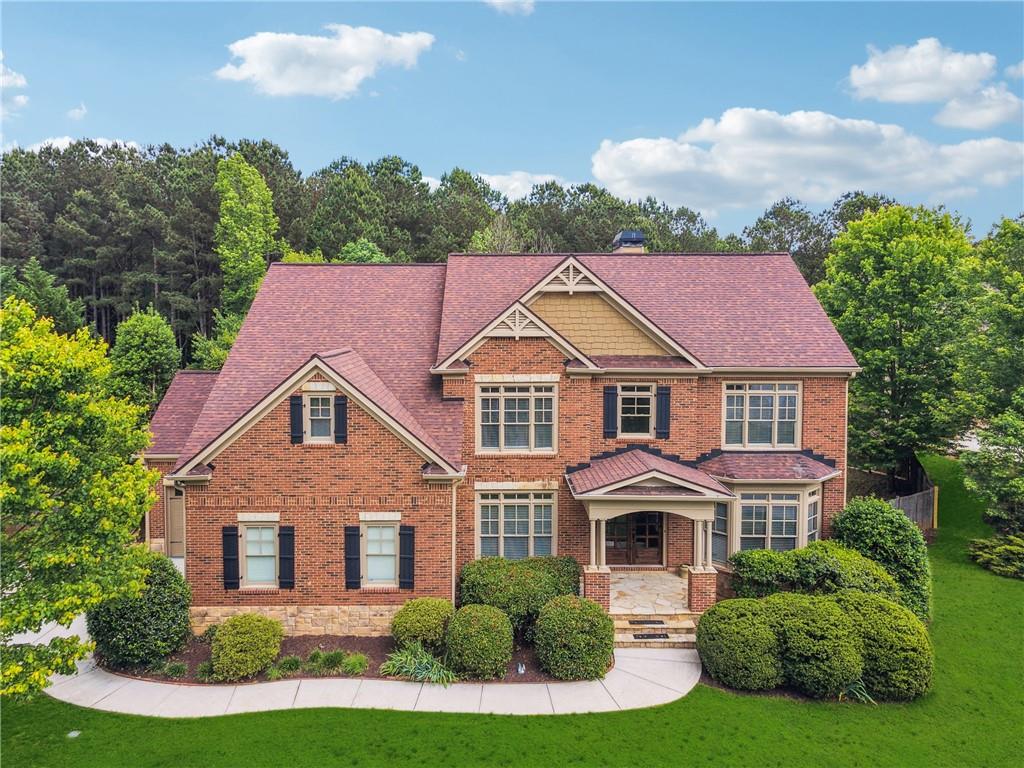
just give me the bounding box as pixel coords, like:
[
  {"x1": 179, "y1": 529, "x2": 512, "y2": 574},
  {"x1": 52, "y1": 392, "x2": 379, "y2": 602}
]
[{"x1": 450, "y1": 477, "x2": 464, "y2": 604}]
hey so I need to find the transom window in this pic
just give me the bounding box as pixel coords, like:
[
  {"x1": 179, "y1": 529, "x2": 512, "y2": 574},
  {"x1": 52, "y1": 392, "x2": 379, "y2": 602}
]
[
  {"x1": 478, "y1": 492, "x2": 555, "y2": 559},
  {"x1": 306, "y1": 394, "x2": 333, "y2": 442},
  {"x1": 478, "y1": 385, "x2": 556, "y2": 453},
  {"x1": 740, "y1": 493, "x2": 800, "y2": 551},
  {"x1": 619, "y1": 384, "x2": 654, "y2": 436},
  {"x1": 363, "y1": 524, "x2": 397, "y2": 585},
  {"x1": 242, "y1": 525, "x2": 277, "y2": 586},
  {"x1": 724, "y1": 383, "x2": 799, "y2": 448}
]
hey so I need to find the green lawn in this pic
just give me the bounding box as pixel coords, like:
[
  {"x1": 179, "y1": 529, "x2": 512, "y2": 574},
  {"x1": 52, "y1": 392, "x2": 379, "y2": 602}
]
[{"x1": 3, "y1": 456, "x2": 1022, "y2": 768}]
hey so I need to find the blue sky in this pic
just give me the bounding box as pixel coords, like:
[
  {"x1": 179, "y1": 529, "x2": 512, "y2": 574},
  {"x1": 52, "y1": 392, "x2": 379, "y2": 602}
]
[{"x1": 2, "y1": 1, "x2": 1022, "y2": 235}]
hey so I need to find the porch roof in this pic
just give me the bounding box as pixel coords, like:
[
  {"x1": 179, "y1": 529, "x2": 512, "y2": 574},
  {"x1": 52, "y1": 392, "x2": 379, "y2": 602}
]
[
  {"x1": 696, "y1": 451, "x2": 839, "y2": 482},
  {"x1": 566, "y1": 447, "x2": 732, "y2": 497}
]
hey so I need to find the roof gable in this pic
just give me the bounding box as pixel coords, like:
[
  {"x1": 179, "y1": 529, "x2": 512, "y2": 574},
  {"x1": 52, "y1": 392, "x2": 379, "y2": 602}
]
[{"x1": 147, "y1": 370, "x2": 218, "y2": 456}]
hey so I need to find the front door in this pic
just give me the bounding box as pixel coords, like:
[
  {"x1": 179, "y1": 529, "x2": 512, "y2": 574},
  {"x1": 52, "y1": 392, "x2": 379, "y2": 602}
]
[{"x1": 605, "y1": 512, "x2": 663, "y2": 565}]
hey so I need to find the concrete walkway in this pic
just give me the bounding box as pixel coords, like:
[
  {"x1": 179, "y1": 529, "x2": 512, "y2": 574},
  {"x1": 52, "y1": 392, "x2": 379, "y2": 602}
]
[{"x1": 45, "y1": 647, "x2": 700, "y2": 717}]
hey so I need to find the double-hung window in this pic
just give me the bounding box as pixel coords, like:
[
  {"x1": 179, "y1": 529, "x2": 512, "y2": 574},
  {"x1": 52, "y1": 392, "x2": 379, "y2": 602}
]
[
  {"x1": 478, "y1": 492, "x2": 555, "y2": 559},
  {"x1": 619, "y1": 384, "x2": 654, "y2": 436},
  {"x1": 363, "y1": 524, "x2": 397, "y2": 586},
  {"x1": 242, "y1": 525, "x2": 277, "y2": 586},
  {"x1": 740, "y1": 492, "x2": 799, "y2": 551},
  {"x1": 478, "y1": 385, "x2": 556, "y2": 452},
  {"x1": 724, "y1": 383, "x2": 799, "y2": 448},
  {"x1": 807, "y1": 494, "x2": 820, "y2": 543},
  {"x1": 712, "y1": 502, "x2": 729, "y2": 564},
  {"x1": 305, "y1": 394, "x2": 333, "y2": 442}
]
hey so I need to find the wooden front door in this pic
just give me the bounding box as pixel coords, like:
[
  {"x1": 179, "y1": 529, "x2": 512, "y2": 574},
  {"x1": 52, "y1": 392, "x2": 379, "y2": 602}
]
[{"x1": 605, "y1": 512, "x2": 663, "y2": 565}]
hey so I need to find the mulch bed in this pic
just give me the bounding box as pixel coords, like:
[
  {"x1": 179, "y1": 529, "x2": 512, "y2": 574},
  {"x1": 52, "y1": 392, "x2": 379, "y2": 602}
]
[{"x1": 106, "y1": 635, "x2": 560, "y2": 685}]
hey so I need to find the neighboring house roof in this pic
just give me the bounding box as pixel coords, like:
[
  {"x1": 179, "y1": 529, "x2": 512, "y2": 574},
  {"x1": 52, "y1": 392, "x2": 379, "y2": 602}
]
[
  {"x1": 696, "y1": 451, "x2": 839, "y2": 481},
  {"x1": 435, "y1": 253, "x2": 857, "y2": 369},
  {"x1": 147, "y1": 370, "x2": 218, "y2": 456},
  {"x1": 566, "y1": 447, "x2": 732, "y2": 496}
]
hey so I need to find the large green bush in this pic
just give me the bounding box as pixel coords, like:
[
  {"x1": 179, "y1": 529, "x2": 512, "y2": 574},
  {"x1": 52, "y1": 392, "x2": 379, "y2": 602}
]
[
  {"x1": 445, "y1": 604, "x2": 513, "y2": 680},
  {"x1": 696, "y1": 599, "x2": 784, "y2": 691},
  {"x1": 459, "y1": 558, "x2": 558, "y2": 634},
  {"x1": 522, "y1": 556, "x2": 582, "y2": 596},
  {"x1": 390, "y1": 598, "x2": 454, "y2": 653},
  {"x1": 833, "y1": 496, "x2": 933, "y2": 619},
  {"x1": 765, "y1": 592, "x2": 862, "y2": 698},
  {"x1": 534, "y1": 596, "x2": 613, "y2": 680},
  {"x1": 831, "y1": 590, "x2": 934, "y2": 700},
  {"x1": 86, "y1": 551, "x2": 191, "y2": 667},
  {"x1": 789, "y1": 541, "x2": 902, "y2": 604},
  {"x1": 210, "y1": 613, "x2": 284, "y2": 681},
  {"x1": 728, "y1": 549, "x2": 795, "y2": 598}
]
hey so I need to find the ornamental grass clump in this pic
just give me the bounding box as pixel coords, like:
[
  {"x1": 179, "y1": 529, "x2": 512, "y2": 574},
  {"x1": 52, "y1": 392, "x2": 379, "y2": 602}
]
[{"x1": 379, "y1": 642, "x2": 456, "y2": 686}]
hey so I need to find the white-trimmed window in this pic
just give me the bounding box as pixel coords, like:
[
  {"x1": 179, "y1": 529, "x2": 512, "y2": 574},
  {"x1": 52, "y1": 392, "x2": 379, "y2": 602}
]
[
  {"x1": 619, "y1": 384, "x2": 654, "y2": 437},
  {"x1": 242, "y1": 524, "x2": 277, "y2": 586},
  {"x1": 807, "y1": 492, "x2": 820, "y2": 542},
  {"x1": 478, "y1": 492, "x2": 555, "y2": 559},
  {"x1": 740, "y1": 492, "x2": 799, "y2": 551},
  {"x1": 712, "y1": 502, "x2": 729, "y2": 564},
  {"x1": 478, "y1": 385, "x2": 556, "y2": 453},
  {"x1": 363, "y1": 524, "x2": 398, "y2": 586},
  {"x1": 724, "y1": 383, "x2": 799, "y2": 448},
  {"x1": 305, "y1": 394, "x2": 333, "y2": 442}
]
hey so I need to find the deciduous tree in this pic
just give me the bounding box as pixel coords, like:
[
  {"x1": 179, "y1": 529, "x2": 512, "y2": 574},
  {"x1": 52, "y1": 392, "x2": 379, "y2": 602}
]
[{"x1": 110, "y1": 305, "x2": 181, "y2": 410}]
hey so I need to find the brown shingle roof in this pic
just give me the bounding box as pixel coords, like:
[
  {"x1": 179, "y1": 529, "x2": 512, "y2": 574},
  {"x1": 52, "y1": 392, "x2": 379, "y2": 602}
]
[
  {"x1": 566, "y1": 448, "x2": 732, "y2": 496},
  {"x1": 147, "y1": 370, "x2": 218, "y2": 455},
  {"x1": 697, "y1": 451, "x2": 838, "y2": 481}
]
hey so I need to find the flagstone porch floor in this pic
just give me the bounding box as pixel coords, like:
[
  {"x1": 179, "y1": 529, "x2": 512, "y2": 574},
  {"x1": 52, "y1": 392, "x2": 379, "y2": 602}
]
[{"x1": 609, "y1": 570, "x2": 690, "y2": 615}]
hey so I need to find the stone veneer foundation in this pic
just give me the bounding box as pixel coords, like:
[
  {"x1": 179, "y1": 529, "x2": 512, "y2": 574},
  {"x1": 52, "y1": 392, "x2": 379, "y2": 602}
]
[{"x1": 190, "y1": 604, "x2": 401, "y2": 636}]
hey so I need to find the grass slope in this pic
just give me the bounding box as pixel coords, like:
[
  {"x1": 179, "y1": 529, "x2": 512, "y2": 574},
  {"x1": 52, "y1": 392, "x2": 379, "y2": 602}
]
[{"x1": 3, "y1": 456, "x2": 1022, "y2": 768}]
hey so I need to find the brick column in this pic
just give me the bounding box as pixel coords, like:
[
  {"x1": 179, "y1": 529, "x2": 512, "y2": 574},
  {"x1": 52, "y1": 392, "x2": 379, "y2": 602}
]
[
  {"x1": 583, "y1": 566, "x2": 611, "y2": 610},
  {"x1": 687, "y1": 565, "x2": 718, "y2": 613}
]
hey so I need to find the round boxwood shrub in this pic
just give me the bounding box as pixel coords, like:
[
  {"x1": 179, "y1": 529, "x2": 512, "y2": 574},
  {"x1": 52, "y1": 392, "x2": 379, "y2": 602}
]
[
  {"x1": 459, "y1": 558, "x2": 558, "y2": 634},
  {"x1": 696, "y1": 598, "x2": 784, "y2": 690},
  {"x1": 728, "y1": 549, "x2": 795, "y2": 598},
  {"x1": 211, "y1": 613, "x2": 284, "y2": 682},
  {"x1": 833, "y1": 497, "x2": 933, "y2": 620},
  {"x1": 831, "y1": 590, "x2": 933, "y2": 700},
  {"x1": 789, "y1": 541, "x2": 902, "y2": 605},
  {"x1": 391, "y1": 598, "x2": 454, "y2": 653},
  {"x1": 522, "y1": 556, "x2": 582, "y2": 596},
  {"x1": 534, "y1": 595, "x2": 613, "y2": 680},
  {"x1": 445, "y1": 604, "x2": 513, "y2": 679},
  {"x1": 86, "y1": 551, "x2": 191, "y2": 667},
  {"x1": 765, "y1": 592, "x2": 862, "y2": 698}
]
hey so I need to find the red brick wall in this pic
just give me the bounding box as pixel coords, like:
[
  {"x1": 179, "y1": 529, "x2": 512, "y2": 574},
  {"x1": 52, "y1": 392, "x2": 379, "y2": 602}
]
[
  {"x1": 180, "y1": 387, "x2": 452, "y2": 607},
  {"x1": 146, "y1": 459, "x2": 175, "y2": 541}
]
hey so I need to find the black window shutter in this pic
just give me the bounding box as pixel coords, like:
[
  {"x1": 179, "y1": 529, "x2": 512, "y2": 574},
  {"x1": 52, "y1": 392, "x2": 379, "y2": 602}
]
[
  {"x1": 278, "y1": 526, "x2": 295, "y2": 589},
  {"x1": 334, "y1": 395, "x2": 348, "y2": 444},
  {"x1": 289, "y1": 395, "x2": 303, "y2": 444},
  {"x1": 222, "y1": 525, "x2": 239, "y2": 590},
  {"x1": 603, "y1": 386, "x2": 618, "y2": 439},
  {"x1": 344, "y1": 525, "x2": 361, "y2": 589},
  {"x1": 399, "y1": 525, "x2": 415, "y2": 589},
  {"x1": 656, "y1": 386, "x2": 671, "y2": 439}
]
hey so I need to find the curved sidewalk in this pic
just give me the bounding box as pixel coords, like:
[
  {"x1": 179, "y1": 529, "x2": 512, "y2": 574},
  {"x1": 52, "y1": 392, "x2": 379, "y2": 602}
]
[{"x1": 46, "y1": 648, "x2": 701, "y2": 717}]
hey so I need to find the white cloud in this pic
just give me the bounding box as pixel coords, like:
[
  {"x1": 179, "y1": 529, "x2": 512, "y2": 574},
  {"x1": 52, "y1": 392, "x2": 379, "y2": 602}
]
[
  {"x1": 935, "y1": 83, "x2": 1023, "y2": 129},
  {"x1": 590, "y1": 107, "x2": 1024, "y2": 212},
  {"x1": 423, "y1": 175, "x2": 441, "y2": 191},
  {"x1": 484, "y1": 1, "x2": 535, "y2": 15},
  {"x1": 480, "y1": 171, "x2": 566, "y2": 199},
  {"x1": 22, "y1": 136, "x2": 139, "y2": 152},
  {"x1": 216, "y1": 24, "x2": 434, "y2": 99},
  {"x1": 1, "y1": 52, "x2": 28, "y2": 119},
  {"x1": 67, "y1": 102, "x2": 88, "y2": 121},
  {"x1": 1006, "y1": 60, "x2": 1024, "y2": 79},
  {"x1": 850, "y1": 38, "x2": 996, "y2": 103}
]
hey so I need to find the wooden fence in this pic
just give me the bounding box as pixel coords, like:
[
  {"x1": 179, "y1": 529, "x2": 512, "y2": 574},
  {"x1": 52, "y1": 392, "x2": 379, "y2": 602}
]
[{"x1": 887, "y1": 454, "x2": 938, "y2": 535}]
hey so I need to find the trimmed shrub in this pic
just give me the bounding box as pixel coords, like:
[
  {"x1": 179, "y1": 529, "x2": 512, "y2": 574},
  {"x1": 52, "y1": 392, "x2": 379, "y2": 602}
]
[
  {"x1": 522, "y1": 556, "x2": 582, "y2": 596},
  {"x1": 534, "y1": 596, "x2": 614, "y2": 680},
  {"x1": 968, "y1": 535, "x2": 1024, "y2": 580},
  {"x1": 391, "y1": 598, "x2": 454, "y2": 652},
  {"x1": 789, "y1": 541, "x2": 902, "y2": 605},
  {"x1": 459, "y1": 558, "x2": 558, "y2": 634},
  {"x1": 87, "y1": 551, "x2": 192, "y2": 667},
  {"x1": 834, "y1": 496, "x2": 933, "y2": 619},
  {"x1": 728, "y1": 549, "x2": 795, "y2": 598},
  {"x1": 695, "y1": 599, "x2": 783, "y2": 691},
  {"x1": 446, "y1": 605, "x2": 513, "y2": 680},
  {"x1": 765, "y1": 592, "x2": 862, "y2": 698},
  {"x1": 831, "y1": 590, "x2": 934, "y2": 701},
  {"x1": 210, "y1": 613, "x2": 284, "y2": 682}
]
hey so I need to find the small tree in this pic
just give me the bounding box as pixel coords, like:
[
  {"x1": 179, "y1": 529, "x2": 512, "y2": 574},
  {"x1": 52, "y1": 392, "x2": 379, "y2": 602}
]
[
  {"x1": 1, "y1": 298, "x2": 156, "y2": 696},
  {"x1": 0, "y1": 257, "x2": 86, "y2": 334},
  {"x1": 335, "y1": 238, "x2": 389, "y2": 264},
  {"x1": 962, "y1": 388, "x2": 1024, "y2": 535},
  {"x1": 111, "y1": 305, "x2": 181, "y2": 410},
  {"x1": 815, "y1": 206, "x2": 974, "y2": 480},
  {"x1": 190, "y1": 309, "x2": 244, "y2": 370}
]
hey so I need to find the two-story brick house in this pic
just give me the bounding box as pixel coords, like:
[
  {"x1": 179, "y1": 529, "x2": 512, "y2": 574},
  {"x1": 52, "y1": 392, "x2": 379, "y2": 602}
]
[{"x1": 145, "y1": 234, "x2": 857, "y2": 636}]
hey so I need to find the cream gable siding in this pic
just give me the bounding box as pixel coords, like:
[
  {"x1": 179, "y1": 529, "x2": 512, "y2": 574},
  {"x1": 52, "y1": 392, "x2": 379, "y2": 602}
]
[{"x1": 529, "y1": 292, "x2": 669, "y2": 357}]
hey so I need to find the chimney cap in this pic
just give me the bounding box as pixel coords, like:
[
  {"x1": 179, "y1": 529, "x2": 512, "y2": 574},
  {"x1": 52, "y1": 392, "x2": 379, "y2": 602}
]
[{"x1": 612, "y1": 229, "x2": 646, "y2": 252}]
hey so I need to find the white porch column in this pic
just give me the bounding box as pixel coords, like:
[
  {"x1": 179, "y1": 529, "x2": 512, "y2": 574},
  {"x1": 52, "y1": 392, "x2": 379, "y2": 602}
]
[
  {"x1": 598, "y1": 519, "x2": 607, "y2": 567},
  {"x1": 589, "y1": 520, "x2": 597, "y2": 567},
  {"x1": 704, "y1": 519, "x2": 713, "y2": 567}
]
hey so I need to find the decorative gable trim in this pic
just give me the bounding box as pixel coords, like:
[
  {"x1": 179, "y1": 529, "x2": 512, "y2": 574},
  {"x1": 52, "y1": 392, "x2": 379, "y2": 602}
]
[
  {"x1": 432, "y1": 301, "x2": 599, "y2": 372},
  {"x1": 521, "y1": 257, "x2": 707, "y2": 369},
  {"x1": 571, "y1": 469, "x2": 734, "y2": 499}
]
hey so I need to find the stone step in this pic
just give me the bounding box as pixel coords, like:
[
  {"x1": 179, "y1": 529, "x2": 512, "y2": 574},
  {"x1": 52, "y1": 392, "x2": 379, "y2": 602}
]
[
  {"x1": 609, "y1": 612, "x2": 700, "y2": 624},
  {"x1": 614, "y1": 632, "x2": 697, "y2": 649},
  {"x1": 613, "y1": 618, "x2": 696, "y2": 631}
]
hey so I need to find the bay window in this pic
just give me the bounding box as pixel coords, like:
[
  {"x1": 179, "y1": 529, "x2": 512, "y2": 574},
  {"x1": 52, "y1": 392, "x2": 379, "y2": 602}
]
[
  {"x1": 712, "y1": 502, "x2": 729, "y2": 563},
  {"x1": 478, "y1": 491, "x2": 555, "y2": 559},
  {"x1": 739, "y1": 492, "x2": 801, "y2": 552},
  {"x1": 478, "y1": 384, "x2": 556, "y2": 453},
  {"x1": 724, "y1": 383, "x2": 799, "y2": 448}
]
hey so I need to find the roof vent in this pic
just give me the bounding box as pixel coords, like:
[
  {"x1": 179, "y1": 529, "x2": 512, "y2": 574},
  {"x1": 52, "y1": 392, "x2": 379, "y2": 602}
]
[{"x1": 611, "y1": 230, "x2": 646, "y2": 253}]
